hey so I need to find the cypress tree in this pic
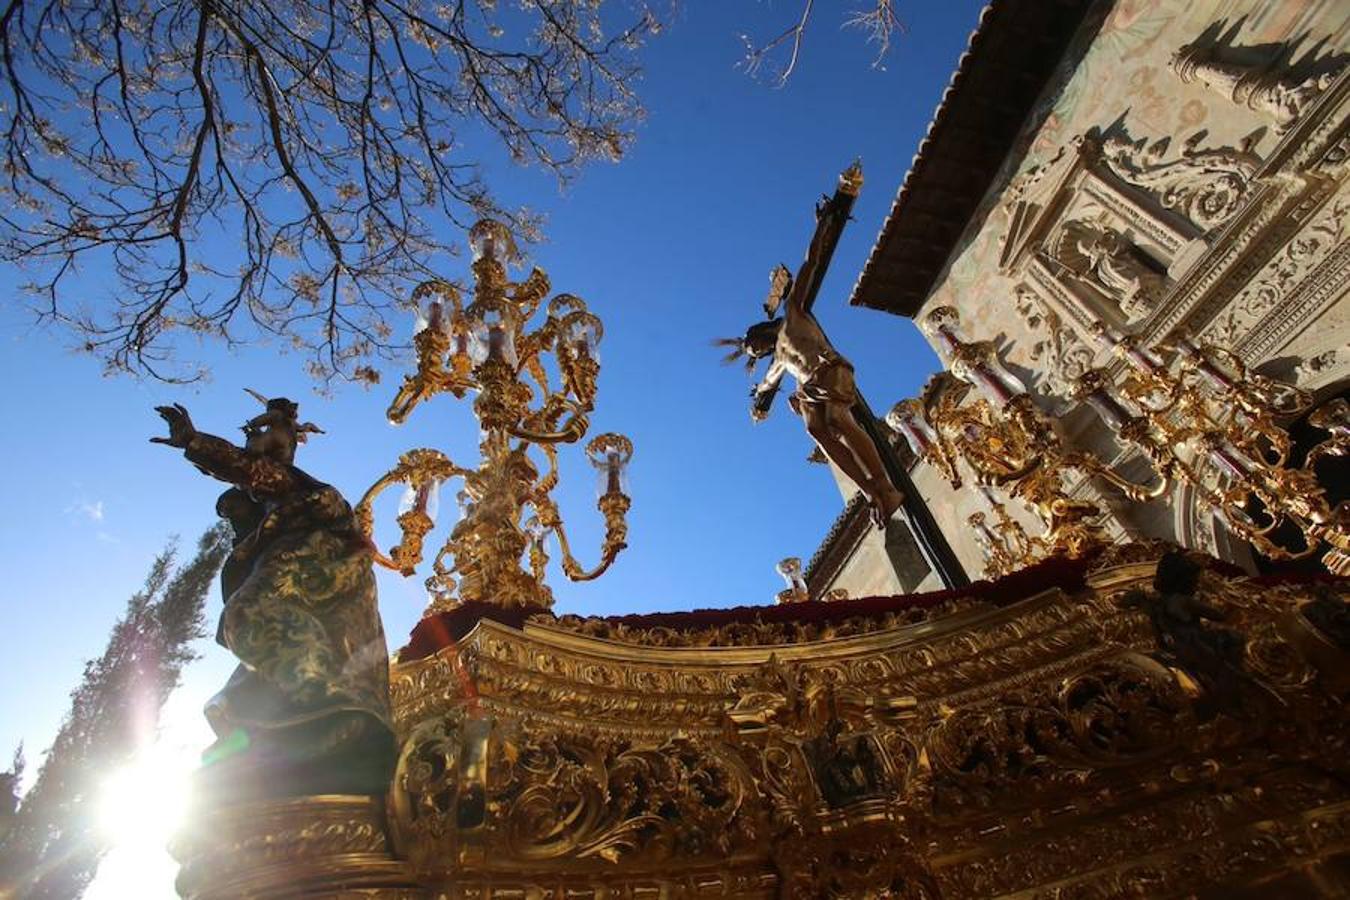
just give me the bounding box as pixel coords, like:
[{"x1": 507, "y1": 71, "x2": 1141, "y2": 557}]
[{"x1": 0, "y1": 523, "x2": 231, "y2": 898}]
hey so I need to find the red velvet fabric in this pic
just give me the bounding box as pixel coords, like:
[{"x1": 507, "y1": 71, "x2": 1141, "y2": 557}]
[
  {"x1": 397, "y1": 552, "x2": 1344, "y2": 662},
  {"x1": 399, "y1": 554, "x2": 1095, "y2": 662}
]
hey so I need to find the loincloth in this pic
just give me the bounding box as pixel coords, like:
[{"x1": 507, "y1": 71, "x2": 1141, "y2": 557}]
[{"x1": 794, "y1": 357, "x2": 857, "y2": 409}]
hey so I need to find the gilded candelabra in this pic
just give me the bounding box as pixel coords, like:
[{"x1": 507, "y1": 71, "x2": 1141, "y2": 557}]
[
  {"x1": 890, "y1": 307, "x2": 1171, "y2": 567},
  {"x1": 909, "y1": 307, "x2": 1143, "y2": 560},
  {"x1": 1083, "y1": 323, "x2": 1349, "y2": 573},
  {"x1": 356, "y1": 221, "x2": 633, "y2": 612},
  {"x1": 775, "y1": 556, "x2": 810, "y2": 604},
  {"x1": 967, "y1": 484, "x2": 1037, "y2": 579}
]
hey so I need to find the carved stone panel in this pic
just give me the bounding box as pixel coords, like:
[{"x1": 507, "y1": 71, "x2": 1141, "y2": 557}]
[
  {"x1": 1012, "y1": 285, "x2": 1097, "y2": 400},
  {"x1": 1051, "y1": 219, "x2": 1169, "y2": 322},
  {"x1": 1170, "y1": 21, "x2": 1349, "y2": 136}
]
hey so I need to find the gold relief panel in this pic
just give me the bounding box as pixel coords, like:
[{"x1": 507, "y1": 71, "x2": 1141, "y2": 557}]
[{"x1": 372, "y1": 551, "x2": 1350, "y2": 898}]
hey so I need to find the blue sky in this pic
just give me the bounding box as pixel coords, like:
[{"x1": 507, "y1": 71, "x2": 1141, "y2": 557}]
[{"x1": 0, "y1": 0, "x2": 987, "y2": 816}]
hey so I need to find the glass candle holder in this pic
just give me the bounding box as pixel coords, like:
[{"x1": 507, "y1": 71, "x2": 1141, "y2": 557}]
[
  {"x1": 398, "y1": 479, "x2": 441, "y2": 523},
  {"x1": 468, "y1": 219, "x2": 516, "y2": 263},
  {"x1": 1076, "y1": 370, "x2": 1132, "y2": 431},
  {"x1": 968, "y1": 351, "x2": 1026, "y2": 406},
  {"x1": 413, "y1": 297, "x2": 450, "y2": 338},
  {"x1": 775, "y1": 556, "x2": 808, "y2": 598},
  {"x1": 886, "y1": 400, "x2": 939, "y2": 457},
  {"x1": 561, "y1": 311, "x2": 603, "y2": 364},
  {"x1": 586, "y1": 434, "x2": 633, "y2": 498},
  {"x1": 468, "y1": 307, "x2": 517, "y2": 367}
]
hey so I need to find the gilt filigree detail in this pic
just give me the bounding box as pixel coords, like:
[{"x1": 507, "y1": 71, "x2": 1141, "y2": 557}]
[
  {"x1": 366, "y1": 550, "x2": 1350, "y2": 898},
  {"x1": 1205, "y1": 190, "x2": 1350, "y2": 348}
]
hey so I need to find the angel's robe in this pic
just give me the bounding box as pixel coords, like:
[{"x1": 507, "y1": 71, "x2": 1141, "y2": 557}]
[{"x1": 177, "y1": 431, "x2": 395, "y2": 798}]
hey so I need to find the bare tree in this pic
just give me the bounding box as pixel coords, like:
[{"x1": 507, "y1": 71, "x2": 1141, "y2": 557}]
[
  {"x1": 739, "y1": 1, "x2": 904, "y2": 86},
  {"x1": 0, "y1": 0, "x2": 665, "y2": 383}
]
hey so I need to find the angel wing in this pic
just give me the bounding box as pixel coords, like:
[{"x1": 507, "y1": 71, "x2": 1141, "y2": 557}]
[{"x1": 763, "y1": 263, "x2": 793, "y2": 320}]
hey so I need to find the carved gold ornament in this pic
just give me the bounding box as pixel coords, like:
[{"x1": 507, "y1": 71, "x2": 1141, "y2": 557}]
[
  {"x1": 356, "y1": 220, "x2": 633, "y2": 613},
  {"x1": 1085, "y1": 323, "x2": 1350, "y2": 573},
  {"x1": 368, "y1": 548, "x2": 1350, "y2": 898},
  {"x1": 903, "y1": 307, "x2": 1174, "y2": 564}
]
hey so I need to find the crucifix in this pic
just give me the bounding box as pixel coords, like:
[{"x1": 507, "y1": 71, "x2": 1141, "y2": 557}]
[{"x1": 720, "y1": 162, "x2": 969, "y2": 590}]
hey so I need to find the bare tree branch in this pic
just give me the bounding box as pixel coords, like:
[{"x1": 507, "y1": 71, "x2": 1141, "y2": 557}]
[
  {"x1": 739, "y1": 0, "x2": 904, "y2": 86},
  {"x1": 0, "y1": 0, "x2": 666, "y2": 383}
]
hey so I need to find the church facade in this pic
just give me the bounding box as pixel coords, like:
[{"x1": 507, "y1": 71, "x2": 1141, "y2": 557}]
[{"x1": 809, "y1": 0, "x2": 1350, "y2": 598}]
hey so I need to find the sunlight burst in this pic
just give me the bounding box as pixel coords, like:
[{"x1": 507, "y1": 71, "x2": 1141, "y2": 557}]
[
  {"x1": 96, "y1": 744, "x2": 192, "y2": 849},
  {"x1": 85, "y1": 740, "x2": 198, "y2": 900}
]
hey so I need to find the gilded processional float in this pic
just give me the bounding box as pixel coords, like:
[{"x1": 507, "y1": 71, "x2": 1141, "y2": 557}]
[{"x1": 157, "y1": 191, "x2": 1350, "y2": 898}]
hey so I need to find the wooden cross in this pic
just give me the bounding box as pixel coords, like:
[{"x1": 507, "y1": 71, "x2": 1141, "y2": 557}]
[{"x1": 752, "y1": 163, "x2": 969, "y2": 590}]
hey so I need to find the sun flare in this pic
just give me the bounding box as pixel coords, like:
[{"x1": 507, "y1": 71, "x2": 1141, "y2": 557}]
[
  {"x1": 84, "y1": 696, "x2": 214, "y2": 900},
  {"x1": 95, "y1": 745, "x2": 192, "y2": 850}
]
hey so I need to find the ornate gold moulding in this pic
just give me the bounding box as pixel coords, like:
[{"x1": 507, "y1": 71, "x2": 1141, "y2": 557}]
[{"x1": 173, "y1": 543, "x2": 1350, "y2": 899}]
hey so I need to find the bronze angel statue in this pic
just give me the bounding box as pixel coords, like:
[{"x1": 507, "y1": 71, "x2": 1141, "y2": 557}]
[
  {"x1": 151, "y1": 394, "x2": 394, "y2": 798},
  {"x1": 719, "y1": 263, "x2": 904, "y2": 528}
]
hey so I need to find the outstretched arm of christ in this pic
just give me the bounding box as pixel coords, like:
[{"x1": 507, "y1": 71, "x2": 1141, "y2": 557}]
[
  {"x1": 752, "y1": 359, "x2": 786, "y2": 421},
  {"x1": 782, "y1": 202, "x2": 834, "y2": 320},
  {"x1": 152, "y1": 404, "x2": 305, "y2": 499}
]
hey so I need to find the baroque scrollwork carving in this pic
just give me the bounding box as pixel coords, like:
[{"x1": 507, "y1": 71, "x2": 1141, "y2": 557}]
[
  {"x1": 1013, "y1": 285, "x2": 1097, "y2": 399},
  {"x1": 495, "y1": 733, "x2": 762, "y2": 862},
  {"x1": 1206, "y1": 191, "x2": 1350, "y2": 348},
  {"x1": 540, "y1": 594, "x2": 982, "y2": 648},
  {"x1": 1100, "y1": 128, "x2": 1262, "y2": 232},
  {"x1": 172, "y1": 795, "x2": 415, "y2": 900},
  {"x1": 926, "y1": 654, "x2": 1195, "y2": 814},
  {"x1": 354, "y1": 550, "x2": 1350, "y2": 898},
  {"x1": 392, "y1": 713, "x2": 766, "y2": 876}
]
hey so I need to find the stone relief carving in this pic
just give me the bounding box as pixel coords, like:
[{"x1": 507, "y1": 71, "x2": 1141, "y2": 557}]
[
  {"x1": 1171, "y1": 21, "x2": 1348, "y2": 135},
  {"x1": 1054, "y1": 220, "x2": 1168, "y2": 321},
  {"x1": 1296, "y1": 348, "x2": 1345, "y2": 386},
  {"x1": 1100, "y1": 129, "x2": 1263, "y2": 232},
  {"x1": 1205, "y1": 191, "x2": 1350, "y2": 348},
  {"x1": 1013, "y1": 286, "x2": 1097, "y2": 399}
]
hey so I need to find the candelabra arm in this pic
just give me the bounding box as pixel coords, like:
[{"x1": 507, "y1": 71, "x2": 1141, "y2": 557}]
[
  {"x1": 1065, "y1": 450, "x2": 1173, "y2": 503},
  {"x1": 1307, "y1": 440, "x2": 1349, "y2": 470},
  {"x1": 972, "y1": 457, "x2": 1042, "y2": 489},
  {"x1": 544, "y1": 493, "x2": 631, "y2": 582},
  {"x1": 509, "y1": 397, "x2": 590, "y2": 444},
  {"x1": 354, "y1": 449, "x2": 470, "y2": 575},
  {"x1": 929, "y1": 432, "x2": 964, "y2": 488},
  {"x1": 1119, "y1": 375, "x2": 1184, "y2": 417},
  {"x1": 386, "y1": 377, "x2": 435, "y2": 426},
  {"x1": 519, "y1": 339, "x2": 555, "y2": 398},
  {"x1": 532, "y1": 442, "x2": 562, "y2": 496},
  {"x1": 1193, "y1": 342, "x2": 1314, "y2": 417}
]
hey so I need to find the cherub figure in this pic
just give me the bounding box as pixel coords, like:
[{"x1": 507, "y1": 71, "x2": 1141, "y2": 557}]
[
  {"x1": 241, "y1": 388, "x2": 324, "y2": 465},
  {"x1": 720, "y1": 263, "x2": 904, "y2": 528}
]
